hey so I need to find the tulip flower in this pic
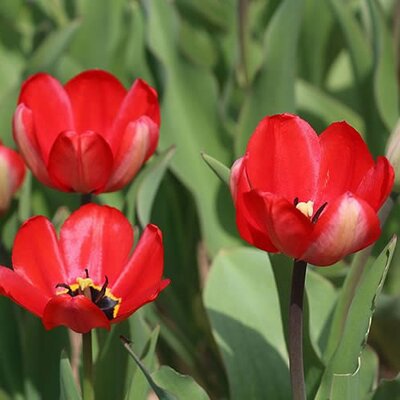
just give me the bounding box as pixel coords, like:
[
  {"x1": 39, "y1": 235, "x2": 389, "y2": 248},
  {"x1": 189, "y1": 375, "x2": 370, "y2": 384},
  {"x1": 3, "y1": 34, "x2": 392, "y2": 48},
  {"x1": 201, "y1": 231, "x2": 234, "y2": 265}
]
[
  {"x1": 13, "y1": 70, "x2": 160, "y2": 193},
  {"x1": 0, "y1": 204, "x2": 169, "y2": 333},
  {"x1": 231, "y1": 113, "x2": 394, "y2": 266},
  {"x1": 0, "y1": 142, "x2": 25, "y2": 213}
]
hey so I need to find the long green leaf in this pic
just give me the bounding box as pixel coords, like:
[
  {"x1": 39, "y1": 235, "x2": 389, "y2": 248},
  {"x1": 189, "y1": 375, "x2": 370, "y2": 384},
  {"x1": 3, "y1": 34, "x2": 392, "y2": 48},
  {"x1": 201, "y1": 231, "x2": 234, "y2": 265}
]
[
  {"x1": 236, "y1": 0, "x2": 304, "y2": 155},
  {"x1": 204, "y1": 247, "x2": 290, "y2": 400},
  {"x1": 316, "y1": 236, "x2": 397, "y2": 399},
  {"x1": 59, "y1": 351, "x2": 81, "y2": 400},
  {"x1": 145, "y1": 0, "x2": 238, "y2": 255},
  {"x1": 368, "y1": 0, "x2": 399, "y2": 131},
  {"x1": 26, "y1": 20, "x2": 81, "y2": 74}
]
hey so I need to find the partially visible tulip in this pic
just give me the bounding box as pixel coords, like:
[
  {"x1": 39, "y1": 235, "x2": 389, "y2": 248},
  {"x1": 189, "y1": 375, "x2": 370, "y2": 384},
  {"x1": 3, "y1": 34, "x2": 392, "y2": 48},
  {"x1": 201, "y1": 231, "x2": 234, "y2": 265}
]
[
  {"x1": 13, "y1": 70, "x2": 159, "y2": 193},
  {"x1": 0, "y1": 142, "x2": 25, "y2": 213},
  {"x1": 231, "y1": 113, "x2": 394, "y2": 266},
  {"x1": 386, "y1": 120, "x2": 400, "y2": 192},
  {"x1": 0, "y1": 204, "x2": 169, "y2": 333}
]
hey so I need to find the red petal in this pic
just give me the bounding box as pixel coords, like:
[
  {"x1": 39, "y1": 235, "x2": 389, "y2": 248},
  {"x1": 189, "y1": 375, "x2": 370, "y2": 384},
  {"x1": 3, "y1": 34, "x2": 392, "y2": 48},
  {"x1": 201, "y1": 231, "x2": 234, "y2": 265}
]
[
  {"x1": 316, "y1": 122, "x2": 374, "y2": 208},
  {"x1": 103, "y1": 116, "x2": 159, "y2": 192},
  {"x1": 65, "y1": 70, "x2": 126, "y2": 137},
  {"x1": 355, "y1": 156, "x2": 394, "y2": 211},
  {"x1": 59, "y1": 204, "x2": 134, "y2": 286},
  {"x1": 0, "y1": 145, "x2": 26, "y2": 213},
  {"x1": 42, "y1": 294, "x2": 110, "y2": 333},
  {"x1": 12, "y1": 216, "x2": 66, "y2": 297},
  {"x1": 112, "y1": 224, "x2": 164, "y2": 300},
  {"x1": 107, "y1": 79, "x2": 160, "y2": 150},
  {"x1": 17, "y1": 73, "x2": 74, "y2": 161},
  {"x1": 13, "y1": 104, "x2": 53, "y2": 186},
  {"x1": 47, "y1": 130, "x2": 114, "y2": 193},
  {"x1": 245, "y1": 114, "x2": 320, "y2": 202},
  {"x1": 114, "y1": 279, "x2": 170, "y2": 322},
  {"x1": 0, "y1": 266, "x2": 49, "y2": 317},
  {"x1": 234, "y1": 159, "x2": 277, "y2": 252},
  {"x1": 243, "y1": 191, "x2": 313, "y2": 259},
  {"x1": 301, "y1": 193, "x2": 381, "y2": 266}
]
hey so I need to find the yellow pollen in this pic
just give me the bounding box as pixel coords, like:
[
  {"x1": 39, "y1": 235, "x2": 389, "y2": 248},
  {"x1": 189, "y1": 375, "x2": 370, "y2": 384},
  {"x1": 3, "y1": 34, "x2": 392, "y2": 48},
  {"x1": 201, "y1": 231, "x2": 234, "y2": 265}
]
[
  {"x1": 296, "y1": 201, "x2": 314, "y2": 218},
  {"x1": 76, "y1": 277, "x2": 94, "y2": 291}
]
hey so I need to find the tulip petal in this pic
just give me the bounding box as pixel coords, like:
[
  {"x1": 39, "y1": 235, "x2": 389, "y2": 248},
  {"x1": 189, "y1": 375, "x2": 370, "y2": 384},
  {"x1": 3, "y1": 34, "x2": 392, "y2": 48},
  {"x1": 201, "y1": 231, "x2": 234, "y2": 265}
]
[
  {"x1": 42, "y1": 294, "x2": 110, "y2": 333},
  {"x1": 107, "y1": 79, "x2": 160, "y2": 151},
  {"x1": 243, "y1": 191, "x2": 313, "y2": 259},
  {"x1": 13, "y1": 104, "x2": 53, "y2": 186},
  {"x1": 246, "y1": 113, "x2": 320, "y2": 202},
  {"x1": 301, "y1": 193, "x2": 381, "y2": 266},
  {"x1": 115, "y1": 279, "x2": 170, "y2": 322},
  {"x1": 47, "y1": 130, "x2": 114, "y2": 193},
  {"x1": 60, "y1": 204, "x2": 134, "y2": 286},
  {"x1": 103, "y1": 116, "x2": 158, "y2": 192},
  {"x1": 317, "y1": 122, "x2": 375, "y2": 208},
  {"x1": 0, "y1": 146, "x2": 26, "y2": 213},
  {"x1": 234, "y1": 159, "x2": 277, "y2": 252},
  {"x1": 355, "y1": 156, "x2": 394, "y2": 211},
  {"x1": 65, "y1": 70, "x2": 126, "y2": 137},
  {"x1": 12, "y1": 216, "x2": 66, "y2": 297},
  {"x1": 17, "y1": 73, "x2": 74, "y2": 161},
  {"x1": 0, "y1": 266, "x2": 49, "y2": 317},
  {"x1": 112, "y1": 224, "x2": 164, "y2": 299}
]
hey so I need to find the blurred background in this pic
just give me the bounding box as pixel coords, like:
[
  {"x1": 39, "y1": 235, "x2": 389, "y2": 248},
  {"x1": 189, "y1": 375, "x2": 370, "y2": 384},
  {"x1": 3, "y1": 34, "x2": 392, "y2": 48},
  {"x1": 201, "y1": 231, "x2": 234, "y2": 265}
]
[{"x1": 0, "y1": 0, "x2": 399, "y2": 399}]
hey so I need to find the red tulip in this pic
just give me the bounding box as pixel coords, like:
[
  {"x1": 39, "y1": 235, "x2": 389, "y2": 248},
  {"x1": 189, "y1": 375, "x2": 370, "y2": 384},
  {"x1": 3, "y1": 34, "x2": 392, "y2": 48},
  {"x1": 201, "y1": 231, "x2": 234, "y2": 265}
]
[
  {"x1": 0, "y1": 204, "x2": 169, "y2": 333},
  {"x1": 13, "y1": 70, "x2": 160, "y2": 193},
  {"x1": 231, "y1": 114, "x2": 394, "y2": 266},
  {"x1": 0, "y1": 142, "x2": 25, "y2": 213}
]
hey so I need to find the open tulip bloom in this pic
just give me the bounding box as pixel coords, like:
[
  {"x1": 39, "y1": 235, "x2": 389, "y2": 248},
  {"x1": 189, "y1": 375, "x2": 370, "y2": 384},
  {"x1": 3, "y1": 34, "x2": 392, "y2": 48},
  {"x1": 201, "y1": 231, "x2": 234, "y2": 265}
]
[
  {"x1": 0, "y1": 204, "x2": 169, "y2": 333},
  {"x1": 230, "y1": 113, "x2": 394, "y2": 266},
  {"x1": 13, "y1": 70, "x2": 160, "y2": 193}
]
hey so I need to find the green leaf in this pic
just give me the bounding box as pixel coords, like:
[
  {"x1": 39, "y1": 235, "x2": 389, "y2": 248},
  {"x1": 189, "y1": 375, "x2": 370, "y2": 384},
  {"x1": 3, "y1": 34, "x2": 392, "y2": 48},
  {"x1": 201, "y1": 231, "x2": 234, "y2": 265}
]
[
  {"x1": 121, "y1": 336, "x2": 176, "y2": 400},
  {"x1": 69, "y1": 0, "x2": 125, "y2": 69},
  {"x1": 26, "y1": 19, "x2": 81, "y2": 74},
  {"x1": 125, "y1": 325, "x2": 160, "y2": 400},
  {"x1": 178, "y1": 22, "x2": 217, "y2": 68},
  {"x1": 137, "y1": 146, "x2": 176, "y2": 227},
  {"x1": 371, "y1": 375, "x2": 400, "y2": 400},
  {"x1": 316, "y1": 237, "x2": 397, "y2": 399},
  {"x1": 152, "y1": 366, "x2": 210, "y2": 400},
  {"x1": 368, "y1": 0, "x2": 399, "y2": 131},
  {"x1": 295, "y1": 79, "x2": 365, "y2": 133},
  {"x1": 201, "y1": 153, "x2": 230, "y2": 186},
  {"x1": 328, "y1": 0, "x2": 372, "y2": 84},
  {"x1": 145, "y1": 0, "x2": 238, "y2": 255},
  {"x1": 203, "y1": 247, "x2": 290, "y2": 400},
  {"x1": 59, "y1": 351, "x2": 81, "y2": 400},
  {"x1": 236, "y1": 0, "x2": 304, "y2": 155},
  {"x1": 329, "y1": 347, "x2": 378, "y2": 400}
]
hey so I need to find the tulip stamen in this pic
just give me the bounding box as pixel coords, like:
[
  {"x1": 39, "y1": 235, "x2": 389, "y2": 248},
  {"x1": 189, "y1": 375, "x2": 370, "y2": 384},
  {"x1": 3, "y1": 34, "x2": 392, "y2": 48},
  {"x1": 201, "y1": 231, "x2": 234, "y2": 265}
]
[
  {"x1": 94, "y1": 276, "x2": 109, "y2": 304},
  {"x1": 312, "y1": 202, "x2": 328, "y2": 224},
  {"x1": 55, "y1": 272, "x2": 121, "y2": 320}
]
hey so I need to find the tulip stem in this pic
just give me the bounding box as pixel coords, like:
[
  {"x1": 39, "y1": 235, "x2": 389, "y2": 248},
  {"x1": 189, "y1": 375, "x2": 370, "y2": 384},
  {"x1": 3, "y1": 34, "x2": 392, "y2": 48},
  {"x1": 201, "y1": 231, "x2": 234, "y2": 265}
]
[
  {"x1": 81, "y1": 193, "x2": 92, "y2": 206},
  {"x1": 289, "y1": 259, "x2": 307, "y2": 400},
  {"x1": 82, "y1": 331, "x2": 94, "y2": 400}
]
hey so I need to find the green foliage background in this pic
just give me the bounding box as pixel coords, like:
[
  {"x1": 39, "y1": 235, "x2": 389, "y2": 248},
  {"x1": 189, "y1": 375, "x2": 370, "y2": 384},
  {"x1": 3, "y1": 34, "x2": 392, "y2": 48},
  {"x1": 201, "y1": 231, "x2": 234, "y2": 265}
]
[{"x1": 0, "y1": 0, "x2": 400, "y2": 399}]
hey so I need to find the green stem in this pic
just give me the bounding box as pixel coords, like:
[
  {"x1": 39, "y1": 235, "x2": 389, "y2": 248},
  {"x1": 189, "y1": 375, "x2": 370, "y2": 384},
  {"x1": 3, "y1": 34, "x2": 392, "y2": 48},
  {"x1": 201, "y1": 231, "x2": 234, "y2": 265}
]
[
  {"x1": 81, "y1": 193, "x2": 93, "y2": 206},
  {"x1": 82, "y1": 331, "x2": 94, "y2": 400},
  {"x1": 288, "y1": 259, "x2": 307, "y2": 400}
]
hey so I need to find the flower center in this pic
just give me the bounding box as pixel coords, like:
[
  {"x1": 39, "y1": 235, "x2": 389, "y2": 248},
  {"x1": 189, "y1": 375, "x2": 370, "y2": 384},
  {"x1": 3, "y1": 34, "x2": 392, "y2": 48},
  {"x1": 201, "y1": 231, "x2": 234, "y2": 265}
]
[
  {"x1": 294, "y1": 197, "x2": 328, "y2": 224},
  {"x1": 56, "y1": 269, "x2": 121, "y2": 320}
]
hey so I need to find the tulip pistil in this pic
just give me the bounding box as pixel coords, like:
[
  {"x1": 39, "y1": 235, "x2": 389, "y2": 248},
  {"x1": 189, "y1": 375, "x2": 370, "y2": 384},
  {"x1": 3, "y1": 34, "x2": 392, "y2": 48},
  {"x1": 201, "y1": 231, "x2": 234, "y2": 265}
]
[
  {"x1": 56, "y1": 271, "x2": 121, "y2": 320},
  {"x1": 294, "y1": 198, "x2": 328, "y2": 224}
]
